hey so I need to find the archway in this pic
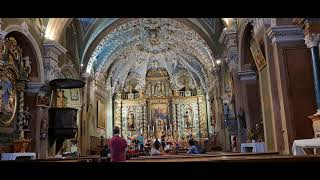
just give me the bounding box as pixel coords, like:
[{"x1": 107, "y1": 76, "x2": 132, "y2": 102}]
[{"x1": 239, "y1": 24, "x2": 264, "y2": 141}]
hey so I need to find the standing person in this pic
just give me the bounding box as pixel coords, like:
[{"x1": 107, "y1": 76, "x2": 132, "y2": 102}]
[
  {"x1": 154, "y1": 138, "x2": 161, "y2": 150},
  {"x1": 109, "y1": 126, "x2": 127, "y2": 162},
  {"x1": 137, "y1": 134, "x2": 145, "y2": 151},
  {"x1": 161, "y1": 132, "x2": 166, "y2": 151}
]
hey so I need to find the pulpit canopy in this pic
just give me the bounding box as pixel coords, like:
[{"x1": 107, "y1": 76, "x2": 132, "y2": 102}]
[{"x1": 49, "y1": 79, "x2": 85, "y2": 89}]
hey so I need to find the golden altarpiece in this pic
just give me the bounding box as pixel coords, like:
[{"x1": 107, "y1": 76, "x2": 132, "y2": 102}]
[{"x1": 113, "y1": 68, "x2": 209, "y2": 140}]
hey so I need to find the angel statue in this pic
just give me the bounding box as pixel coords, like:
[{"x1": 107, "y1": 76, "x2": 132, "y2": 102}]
[{"x1": 21, "y1": 56, "x2": 31, "y2": 78}]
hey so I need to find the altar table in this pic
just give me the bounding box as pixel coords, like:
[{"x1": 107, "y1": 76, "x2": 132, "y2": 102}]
[
  {"x1": 1, "y1": 152, "x2": 36, "y2": 160},
  {"x1": 240, "y1": 142, "x2": 266, "y2": 153},
  {"x1": 292, "y1": 138, "x2": 320, "y2": 156}
]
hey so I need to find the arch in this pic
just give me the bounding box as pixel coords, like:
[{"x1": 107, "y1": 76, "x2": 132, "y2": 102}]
[
  {"x1": 238, "y1": 20, "x2": 253, "y2": 69},
  {"x1": 5, "y1": 25, "x2": 45, "y2": 84},
  {"x1": 45, "y1": 18, "x2": 72, "y2": 42}
]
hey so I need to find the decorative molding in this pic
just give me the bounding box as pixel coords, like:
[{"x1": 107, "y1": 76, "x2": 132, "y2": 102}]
[
  {"x1": 43, "y1": 40, "x2": 67, "y2": 57},
  {"x1": 26, "y1": 83, "x2": 45, "y2": 93},
  {"x1": 237, "y1": 70, "x2": 257, "y2": 81},
  {"x1": 267, "y1": 25, "x2": 304, "y2": 44}
]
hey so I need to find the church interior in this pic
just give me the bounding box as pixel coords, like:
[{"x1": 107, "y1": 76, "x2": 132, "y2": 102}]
[{"x1": 1, "y1": 18, "x2": 320, "y2": 167}]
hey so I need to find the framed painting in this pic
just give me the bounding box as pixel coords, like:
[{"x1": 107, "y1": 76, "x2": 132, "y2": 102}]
[
  {"x1": 36, "y1": 85, "x2": 52, "y2": 107},
  {"x1": 0, "y1": 76, "x2": 17, "y2": 126},
  {"x1": 250, "y1": 39, "x2": 267, "y2": 71},
  {"x1": 97, "y1": 100, "x2": 106, "y2": 129}
]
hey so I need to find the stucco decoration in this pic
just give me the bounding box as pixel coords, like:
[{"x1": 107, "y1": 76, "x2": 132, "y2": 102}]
[{"x1": 87, "y1": 18, "x2": 216, "y2": 91}]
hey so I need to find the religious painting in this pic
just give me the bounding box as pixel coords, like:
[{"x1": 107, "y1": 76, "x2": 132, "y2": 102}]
[
  {"x1": 250, "y1": 39, "x2": 267, "y2": 71},
  {"x1": 97, "y1": 100, "x2": 106, "y2": 129},
  {"x1": 0, "y1": 76, "x2": 17, "y2": 126},
  {"x1": 36, "y1": 85, "x2": 52, "y2": 107},
  {"x1": 150, "y1": 103, "x2": 169, "y2": 134}
]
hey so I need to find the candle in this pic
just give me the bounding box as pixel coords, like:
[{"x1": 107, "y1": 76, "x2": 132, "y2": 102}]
[
  {"x1": 148, "y1": 125, "x2": 150, "y2": 131},
  {"x1": 153, "y1": 126, "x2": 154, "y2": 132},
  {"x1": 165, "y1": 125, "x2": 167, "y2": 131},
  {"x1": 140, "y1": 128, "x2": 142, "y2": 134}
]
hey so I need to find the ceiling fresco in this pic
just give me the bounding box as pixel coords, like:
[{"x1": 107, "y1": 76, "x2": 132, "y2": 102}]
[{"x1": 83, "y1": 18, "x2": 219, "y2": 92}]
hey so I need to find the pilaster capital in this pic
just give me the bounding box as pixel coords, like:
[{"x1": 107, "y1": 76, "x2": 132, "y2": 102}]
[
  {"x1": 219, "y1": 28, "x2": 237, "y2": 47},
  {"x1": 304, "y1": 33, "x2": 320, "y2": 48},
  {"x1": 43, "y1": 40, "x2": 67, "y2": 61},
  {"x1": 267, "y1": 25, "x2": 304, "y2": 44}
]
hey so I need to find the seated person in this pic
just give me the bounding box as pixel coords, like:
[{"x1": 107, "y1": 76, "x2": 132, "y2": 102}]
[
  {"x1": 150, "y1": 143, "x2": 161, "y2": 156},
  {"x1": 101, "y1": 144, "x2": 111, "y2": 157},
  {"x1": 187, "y1": 139, "x2": 199, "y2": 155}
]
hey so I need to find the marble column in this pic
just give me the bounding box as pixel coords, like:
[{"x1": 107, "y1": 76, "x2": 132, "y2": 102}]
[
  {"x1": 305, "y1": 33, "x2": 320, "y2": 112},
  {"x1": 305, "y1": 33, "x2": 320, "y2": 137}
]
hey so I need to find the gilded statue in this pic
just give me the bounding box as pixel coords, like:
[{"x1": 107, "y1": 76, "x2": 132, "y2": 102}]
[
  {"x1": 154, "y1": 82, "x2": 162, "y2": 96},
  {"x1": 128, "y1": 113, "x2": 135, "y2": 130}
]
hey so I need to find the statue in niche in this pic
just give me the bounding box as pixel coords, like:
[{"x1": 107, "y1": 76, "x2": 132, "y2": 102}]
[
  {"x1": 154, "y1": 82, "x2": 162, "y2": 96},
  {"x1": 128, "y1": 112, "x2": 135, "y2": 130},
  {"x1": 184, "y1": 110, "x2": 192, "y2": 128},
  {"x1": 21, "y1": 56, "x2": 31, "y2": 78}
]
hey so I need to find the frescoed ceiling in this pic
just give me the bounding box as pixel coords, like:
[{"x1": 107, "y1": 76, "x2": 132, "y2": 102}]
[{"x1": 79, "y1": 18, "x2": 221, "y2": 92}]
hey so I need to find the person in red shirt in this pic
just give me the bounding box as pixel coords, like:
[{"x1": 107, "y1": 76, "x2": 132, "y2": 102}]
[{"x1": 109, "y1": 126, "x2": 127, "y2": 162}]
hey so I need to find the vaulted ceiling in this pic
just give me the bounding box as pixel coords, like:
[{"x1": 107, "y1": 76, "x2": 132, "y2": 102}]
[{"x1": 45, "y1": 18, "x2": 224, "y2": 92}]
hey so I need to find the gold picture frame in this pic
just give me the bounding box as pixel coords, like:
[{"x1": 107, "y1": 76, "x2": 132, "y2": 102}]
[
  {"x1": 250, "y1": 39, "x2": 267, "y2": 71},
  {"x1": 97, "y1": 100, "x2": 106, "y2": 129}
]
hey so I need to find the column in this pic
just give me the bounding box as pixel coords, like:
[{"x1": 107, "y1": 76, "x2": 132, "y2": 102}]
[
  {"x1": 305, "y1": 33, "x2": 320, "y2": 137},
  {"x1": 305, "y1": 33, "x2": 320, "y2": 112},
  {"x1": 16, "y1": 80, "x2": 27, "y2": 139}
]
